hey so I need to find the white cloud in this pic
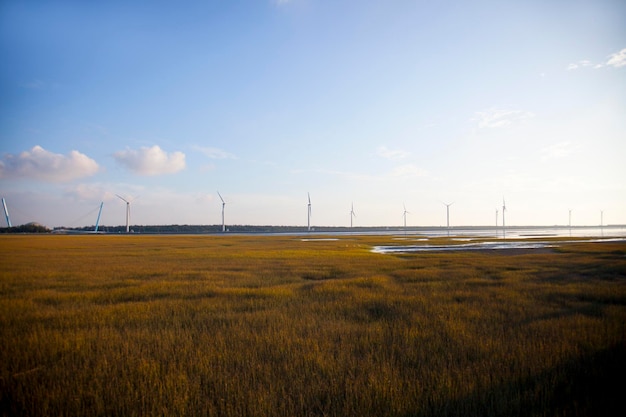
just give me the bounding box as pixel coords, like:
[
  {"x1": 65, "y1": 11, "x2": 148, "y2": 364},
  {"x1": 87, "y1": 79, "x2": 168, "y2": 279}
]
[
  {"x1": 63, "y1": 183, "x2": 118, "y2": 202},
  {"x1": 605, "y1": 48, "x2": 626, "y2": 68},
  {"x1": 541, "y1": 141, "x2": 580, "y2": 160},
  {"x1": 113, "y1": 145, "x2": 185, "y2": 176},
  {"x1": 293, "y1": 163, "x2": 427, "y2": 182},
  {"x1": 377, "y1": 146, "x2": 410, "y2": 160},
  {"x1": 473, "y1": 108, "x2": 534, "y2": 129},
  {"x1": 566, "y1": 60, "x2": 592, "y2": 70},
  {"x1": 566, "y1": 48, "x2": 626, "y2": 70},
  {"x1": 192, "y1": 146, "x2": 237, "y2": 159},
  {"x1": 0, "y1": 145, "x2": 99, "y2": 182},
  {"x1": 388, "y1": 164, "x2": 427, "y2": 178}
]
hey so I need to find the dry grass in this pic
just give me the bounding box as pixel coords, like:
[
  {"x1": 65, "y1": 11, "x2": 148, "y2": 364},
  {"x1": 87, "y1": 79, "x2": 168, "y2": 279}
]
[{"x1": 1, "y1": 235, "x2": 625, "y2": 416}]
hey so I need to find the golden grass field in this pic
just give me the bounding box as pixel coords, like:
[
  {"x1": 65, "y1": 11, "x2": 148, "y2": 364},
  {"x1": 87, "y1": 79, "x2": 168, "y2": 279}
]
[{"x1": 1, "y1": 234, "x2": 625, "y2": 416}]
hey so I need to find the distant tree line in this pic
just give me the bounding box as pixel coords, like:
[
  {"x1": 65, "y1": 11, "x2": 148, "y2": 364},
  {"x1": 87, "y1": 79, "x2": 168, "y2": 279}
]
[
  {"x1": 52, "y1": 224, "x2": 405, "y2": 234},
  {"x1": 0, "y1": 223, "x2": 51, "y2": 233},
  {"x1": 15, "y1": 223, "x2": 621, "y2": 235}
]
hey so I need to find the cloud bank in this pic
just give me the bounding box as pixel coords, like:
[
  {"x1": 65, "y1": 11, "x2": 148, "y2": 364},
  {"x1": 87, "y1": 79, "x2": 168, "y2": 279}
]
[
  {"x1": 0, "y1": 145, "x2": 99, "y2": 182},
  {"x1": 113, "y1": 145, "x2": 185, "y2": 176}
]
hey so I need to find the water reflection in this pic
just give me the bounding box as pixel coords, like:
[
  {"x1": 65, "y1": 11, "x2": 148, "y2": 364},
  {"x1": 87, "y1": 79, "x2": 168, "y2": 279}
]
[
  {"x1": 372, "y1": 237, "x2": 625, "y2": 254},
  {"x1": 372, "y1": 241, "x2": 555, "y2": 254}
]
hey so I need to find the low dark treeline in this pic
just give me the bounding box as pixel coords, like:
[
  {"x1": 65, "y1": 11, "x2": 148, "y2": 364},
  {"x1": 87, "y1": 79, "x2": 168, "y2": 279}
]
[
  {"x1": 53, "y1": 224, "x2": 403, "y2": 234},
  {"x1": 0, "y1": 223, "x2": 50, "y2": 233}
]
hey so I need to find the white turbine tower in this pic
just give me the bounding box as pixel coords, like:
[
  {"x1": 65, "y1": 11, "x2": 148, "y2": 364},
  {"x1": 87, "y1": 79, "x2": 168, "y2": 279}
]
[
  {"x1": 307, "y1": 193, "x2": 312, "y2": 232},
  {"x1": 218, "y1": 191, "x2": 226, "y2": 232},
  {"x1": 403, "y1": 204, "x2": 409, "y2": 235},
  {"x1": 350, "y1": 202, "x2": 356, "y2": 228},
  {"x1": 116, "y1": 195, "x2": 131, "y2": 233},
  {"x1": 443, "y1": 202, "x2": 454, "y2": 237},
  {"x1": 600, "y1": 210, "x2": 604, "y2": 237},
  {"x1": 568, "y1": 209, "x2": 572, "y2": 236}
]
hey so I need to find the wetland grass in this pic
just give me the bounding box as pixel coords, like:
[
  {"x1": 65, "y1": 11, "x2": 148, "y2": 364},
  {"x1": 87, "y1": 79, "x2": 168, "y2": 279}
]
[{"x1": 1, "y1": 235, "x2": 625, "y2": 416}]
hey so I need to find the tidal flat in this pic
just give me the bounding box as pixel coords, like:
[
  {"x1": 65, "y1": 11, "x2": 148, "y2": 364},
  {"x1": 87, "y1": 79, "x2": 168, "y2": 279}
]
[{"x1": 1, "y1": 234, "x2": 625, "y2": 416}]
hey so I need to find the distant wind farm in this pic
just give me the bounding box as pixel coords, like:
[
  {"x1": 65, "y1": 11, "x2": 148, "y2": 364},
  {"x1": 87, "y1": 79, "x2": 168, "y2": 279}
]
[{"x1": 1, "y1": 193, "x2": 625, "y2": 238}]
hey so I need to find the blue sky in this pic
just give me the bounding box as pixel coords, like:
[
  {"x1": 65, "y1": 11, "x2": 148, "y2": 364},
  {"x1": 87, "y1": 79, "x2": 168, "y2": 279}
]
[{"x1": 1, "y1": 0, "x2": 625, "y2": 228}]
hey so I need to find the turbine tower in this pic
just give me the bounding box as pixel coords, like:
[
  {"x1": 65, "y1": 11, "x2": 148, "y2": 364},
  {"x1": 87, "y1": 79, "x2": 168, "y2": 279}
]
[
  {"x1": 116, "y1": 195, "x2": 131, "y2": 233},
  {"x1": 350, "y1": 202, "x2": 356, "y2": 228},
  {"x1": 307, "y1": 193, "x2": 312, "y2": 232},
  {"x1": 218, "y1": 191, "x2": 226, "y2": 232},
  {"x1": 2, "y1": 198, "x2": 11, "y2": 228},
  {"x1": 568, "y1": 209, "x2": 572, "y2": 236},
  {"x1": 502, "y1": 198, "x2": 506, "y2": 239},
  {"x1": 443, "y1": 202, "x2": 453, "y2": 236},
  {"x1": 495, "y1": 208, "x2": 499, "y2": 229},
  {"x1": 95, "y1": 202, "x2": 103, "y2": 233},
  {"x1": 403, "y1": 204, "x2": 409, "y2": 235},
  {"x1": 600, "y1": 210, "x2": 604, "y2": 237}
]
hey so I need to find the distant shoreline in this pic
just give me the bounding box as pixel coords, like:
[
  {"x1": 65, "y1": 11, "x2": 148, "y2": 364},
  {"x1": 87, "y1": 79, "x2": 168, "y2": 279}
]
[{"x1": 35, "y1": 224, "x2": 626, "y2": 238}]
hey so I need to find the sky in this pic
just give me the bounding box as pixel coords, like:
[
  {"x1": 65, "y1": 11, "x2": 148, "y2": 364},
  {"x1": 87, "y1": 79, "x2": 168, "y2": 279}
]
[{"x1": 1, "y1": 0, "x2": 625, "y2": 229}]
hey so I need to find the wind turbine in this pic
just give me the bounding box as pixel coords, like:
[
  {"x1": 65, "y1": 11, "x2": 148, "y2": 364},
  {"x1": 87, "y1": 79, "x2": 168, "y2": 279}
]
[
  {"x1": 217, "y1": 191, "x2": 226, "y2": 232},
  {"x1": 2, "y1": 198, "x2": 11, "y2": 228},
  {"x1": 502, "y1": 198, "x2": 506, "y2": 239},
  {"x1": 568, "y1": 209, "x2": 572, "y2": 236},
  {"x1": 116, "y1": 195, "x2": 131, "y2": 233},
  {"x1": 350, "y1": 202, "x2": 356, "y2": 228},
  {"x1": 403, "y1": 204, "x2": 409, "y2": 235},
  {"x1": 600, "y1": 210, "x2": 604, "y2": 237},
  {"x1": 443, "y1": 202, "x2": 453, "y2": 236},
  {"x1": 307, "y1": 193, "x2": 312, "y2": 232}
]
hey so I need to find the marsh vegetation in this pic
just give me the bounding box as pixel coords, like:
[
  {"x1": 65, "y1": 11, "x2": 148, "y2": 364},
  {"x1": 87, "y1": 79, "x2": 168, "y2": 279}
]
[{"x1": 1, "y1": 235, "x2": 625, "y2": 416}]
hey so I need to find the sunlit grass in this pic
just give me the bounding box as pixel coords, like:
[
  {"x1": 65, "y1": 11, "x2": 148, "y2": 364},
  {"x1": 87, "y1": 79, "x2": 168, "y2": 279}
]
[{"x1": 1, "y1": 235, "x2": 625, "y2": 416}]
